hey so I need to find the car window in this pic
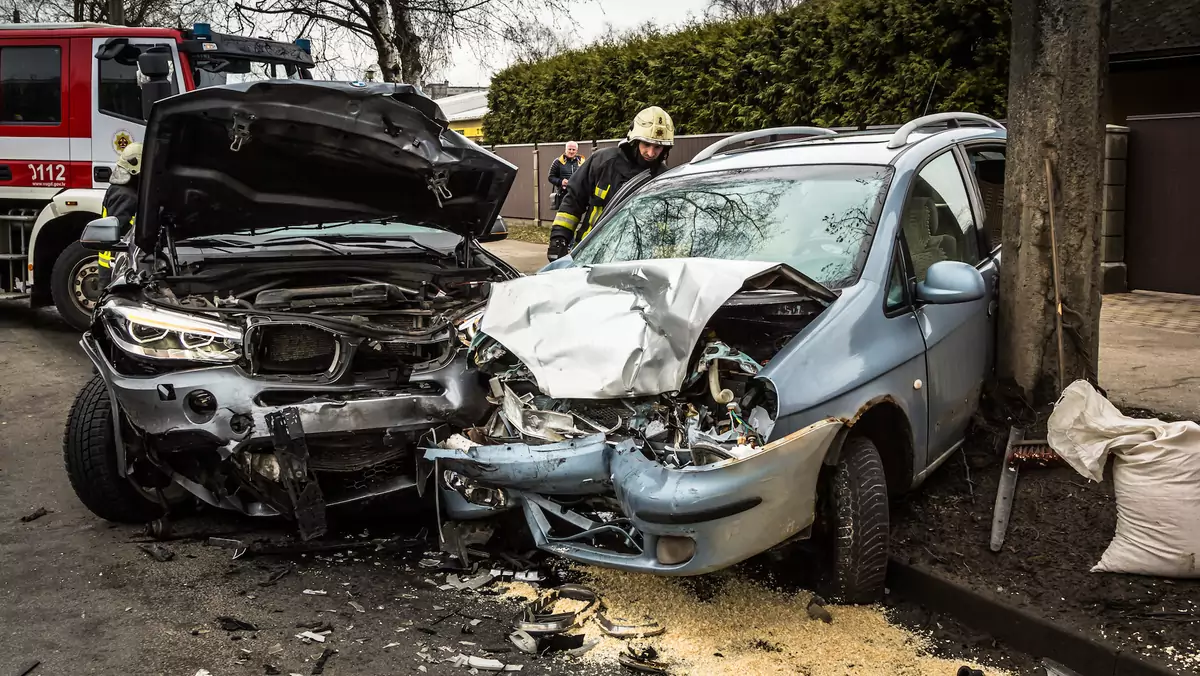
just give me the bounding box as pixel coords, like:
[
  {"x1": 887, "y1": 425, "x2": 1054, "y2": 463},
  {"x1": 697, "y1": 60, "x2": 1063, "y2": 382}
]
[
  {"x1": 0, "y1": 46, "x2": 62, "y2": 124},
  {"x1": 570, "y1": 164, "x2": 894, "y2": 290},
  {"x1": 100, "y1": 45, "x2": 179, "y2": 121},
  {"x1": 965, "y1": 145, "x2": 1006, "y2": 252},
  {"x1": 886, "y1": 239, "x2": 909, "y2": 312},
  {"x1": 899, "y1": 150, "x2": 979, "y2": 282}
]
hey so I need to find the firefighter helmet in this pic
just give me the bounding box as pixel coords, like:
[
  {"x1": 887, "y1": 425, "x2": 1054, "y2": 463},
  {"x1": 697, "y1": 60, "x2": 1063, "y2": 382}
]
[
  {"x1": 627, "y1": 106, "x2": 674, "y2": 146},
  {"x1": 110, "y1": 142, "x2": 143, "y2": 185}
]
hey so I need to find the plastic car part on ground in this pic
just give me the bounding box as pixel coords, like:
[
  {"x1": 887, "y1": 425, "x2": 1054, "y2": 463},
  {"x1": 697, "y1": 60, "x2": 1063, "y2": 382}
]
[{"x1": 1048, "y1": 379, "x2": 1200, "y2": 577}]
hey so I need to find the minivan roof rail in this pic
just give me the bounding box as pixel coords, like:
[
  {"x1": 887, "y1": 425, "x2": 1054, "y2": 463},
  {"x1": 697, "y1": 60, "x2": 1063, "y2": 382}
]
[
  {"x1": 886, "y1": 112, "x2": 1004, "y2": 149},
  {"x1": 691, "y1": 126, "x2": 837, "y2": 163}
]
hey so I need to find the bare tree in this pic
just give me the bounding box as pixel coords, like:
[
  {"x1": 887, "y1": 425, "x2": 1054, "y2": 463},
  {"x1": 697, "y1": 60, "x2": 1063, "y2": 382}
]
[
  {"x1": 1, "y1": 0, "x2": 208, "y2": 25},
  {"x1": 228, "y1": 0, "x2": 570, "y2": 85},
  {"x1": 707, "y1": 0, "x2": 801, "y2": 19}
]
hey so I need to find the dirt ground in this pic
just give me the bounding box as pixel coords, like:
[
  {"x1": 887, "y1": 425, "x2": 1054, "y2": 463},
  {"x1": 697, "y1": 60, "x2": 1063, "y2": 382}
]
[
  {"x1": 892, "y1": 419, "x2": 1200, "y2": 675},
  {"x1": 0, "y1": 303, "x2": 1024, "y2": 676}
]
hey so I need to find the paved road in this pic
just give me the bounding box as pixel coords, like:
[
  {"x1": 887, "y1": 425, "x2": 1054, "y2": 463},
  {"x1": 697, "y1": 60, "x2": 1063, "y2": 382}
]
[{"x1": 1100, "y1": 291, "x2": 1200, "y2": 419}]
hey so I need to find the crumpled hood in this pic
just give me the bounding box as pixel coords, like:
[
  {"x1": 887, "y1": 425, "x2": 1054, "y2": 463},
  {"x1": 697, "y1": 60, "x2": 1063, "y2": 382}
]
[
  {"x1": 479, "y1": 258, "x2": 832, "y2": 399},
  {"x1": 134, "y1": 81, "x2": 515, "y2": 251}
]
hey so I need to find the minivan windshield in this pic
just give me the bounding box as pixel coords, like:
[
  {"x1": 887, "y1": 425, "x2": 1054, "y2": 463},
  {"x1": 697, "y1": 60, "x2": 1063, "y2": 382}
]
[{"x1": 570, "y1": 164, "x2": 893, "y2": 289}]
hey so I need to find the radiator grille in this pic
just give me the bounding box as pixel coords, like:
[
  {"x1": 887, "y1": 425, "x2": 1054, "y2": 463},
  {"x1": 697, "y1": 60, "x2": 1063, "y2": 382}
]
[{"x1": 256, "y1": 325, "x2": 339, "y2": 374}]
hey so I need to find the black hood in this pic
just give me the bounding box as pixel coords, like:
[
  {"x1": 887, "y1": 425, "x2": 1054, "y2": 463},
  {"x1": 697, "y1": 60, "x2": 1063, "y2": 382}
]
[{"x1": 134, "y1": 81, "x2": 516, "y2": 251}]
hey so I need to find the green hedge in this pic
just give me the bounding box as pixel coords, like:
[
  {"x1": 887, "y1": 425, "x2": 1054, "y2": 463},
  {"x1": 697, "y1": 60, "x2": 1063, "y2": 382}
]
[{"x1": 484, "y1": 0, "x2": 1010, "y2": 144}]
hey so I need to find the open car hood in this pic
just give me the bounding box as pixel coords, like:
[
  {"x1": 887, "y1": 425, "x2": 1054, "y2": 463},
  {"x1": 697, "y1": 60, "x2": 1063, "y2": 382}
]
[{"x1": 134, "y1": 81, "x2": 516, "y2": 251}]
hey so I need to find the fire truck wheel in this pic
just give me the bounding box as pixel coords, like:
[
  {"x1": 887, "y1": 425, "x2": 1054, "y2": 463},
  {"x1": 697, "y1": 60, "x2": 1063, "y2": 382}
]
[{"x1": 50, "y1": 241, "x2": 102, "y2": 332}]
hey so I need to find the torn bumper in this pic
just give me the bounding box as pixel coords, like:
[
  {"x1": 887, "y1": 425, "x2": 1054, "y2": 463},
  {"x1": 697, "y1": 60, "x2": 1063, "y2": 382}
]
[
  {"x1": 426, "y1": 420, "x2": 842, "y2": 575},
  {"x1": 82, "y1": 333, "x2": 489, "y2": 515}
]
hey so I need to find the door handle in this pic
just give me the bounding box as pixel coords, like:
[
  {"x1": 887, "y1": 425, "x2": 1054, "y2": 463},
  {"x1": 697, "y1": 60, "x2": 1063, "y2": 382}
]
[{"x1": 94, "y1": 166, "x2": 112, "y2": 183}]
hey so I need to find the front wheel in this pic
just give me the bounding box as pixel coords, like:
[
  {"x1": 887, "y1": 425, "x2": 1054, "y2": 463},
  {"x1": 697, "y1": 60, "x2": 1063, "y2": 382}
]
[
  {"x1": 50, "y1": 241, "x2": 102, "y2": 332},
  {"x1": 817, "y1": 435, "x2": 890, "y2": 603},
  {"x1": 63, "y1": 374, "x2": 164, "y2": 523}
]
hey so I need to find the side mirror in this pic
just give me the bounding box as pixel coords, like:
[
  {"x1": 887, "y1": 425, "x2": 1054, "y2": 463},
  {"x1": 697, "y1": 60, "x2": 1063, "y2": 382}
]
[
  {"x1": 80, "y1": 217, "x2": 122, "y2": 251},
  {"x1": 477, "y1": 217, "x2": 508, "y2": 243},
  {"x1": 915, "y1": 260, "x2": 986, "y2": 305},
  {"x1": 138, "y1": 49, "x2": 174, "y2": 119}
]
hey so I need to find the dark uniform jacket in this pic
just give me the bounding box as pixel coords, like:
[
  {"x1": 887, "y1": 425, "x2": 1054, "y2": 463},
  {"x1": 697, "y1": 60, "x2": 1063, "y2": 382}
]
[
  {"x1": 98, "y1": 182, "x2": 138, "y2": 282},
  {"x1": 547, "y1": 153, "x2": 585, "y2": 190},
  {"x1": 550, "y1": 140, "x2": 668, "y2": 244}
]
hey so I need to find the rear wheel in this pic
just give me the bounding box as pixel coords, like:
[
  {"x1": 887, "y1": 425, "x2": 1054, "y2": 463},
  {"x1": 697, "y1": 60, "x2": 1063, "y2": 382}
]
[
  {"x1": 816, "y1": 435, "x2": 890, "y2": 603},
  {"x1": 63, "y1": 374, "x2": 164, "y2": 523},
  {"x1": 50, "y1": 241, "x2": 101, "y2": 332}
]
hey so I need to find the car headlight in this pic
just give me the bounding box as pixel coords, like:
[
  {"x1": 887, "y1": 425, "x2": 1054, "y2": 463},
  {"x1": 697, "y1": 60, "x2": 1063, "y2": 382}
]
[{"x1": 102, "y1": 301, "x2": 242, "y2": 363}]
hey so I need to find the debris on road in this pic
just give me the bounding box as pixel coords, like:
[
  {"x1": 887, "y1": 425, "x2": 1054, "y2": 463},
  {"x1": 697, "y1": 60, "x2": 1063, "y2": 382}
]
[
  {"x1": 512, "y1": 584, "x2": 598, "y2": 635},
  {"x1": 446, "y1": 570, "x2": 497, "y2": 591},
  {"x1": 348, "y1": 601, "x2": 365, "y2": 613},
  {"x1": 806, "y1": 595, "x2": 833, "y2": 624},
  {"x1": 508, "y1": 629, "x2": 537, "y2": 654},
  {"x1": 295, "y1": 631, "x2": 328, "y2": 643},
  {"x1": 302, "y1": 589, "x2": 327, "y2": 596},
  {"x1": 136, "y1": 543, "x2": 175, "y2": 562},
  {"x1": 296, "y1": 620, "x2": 333, "y2": 633},
  {"x1": 15, "y1": 660, "x2": 40, "y2": 676},
  {"x1": 264, "y1": 665, "x2": 281, "y2": 675},
  {"x1": 217, "y1": 616, "x2": 258, "y2": 632},
  {"x1": 258, "y1": 564, "x2": 294, "y2": 587},
  {"x1": 311, "y1": 647, "x2": 337, "y2": 675},
  {"x1": 595, "y1": 612, "x2": 664, "y2": 638},
  {"x1": 617, "y1": 646, "x2": 669, "y2": 674},
  {"x1": 193, "y1": 670, "x2": 213, "y2": 676},
  {"x1": 448, "y1": 654, "x2": 522, "y2": 672},
  {"x1": 19, "y1": 507, "x2": 50, "y2": 523}
]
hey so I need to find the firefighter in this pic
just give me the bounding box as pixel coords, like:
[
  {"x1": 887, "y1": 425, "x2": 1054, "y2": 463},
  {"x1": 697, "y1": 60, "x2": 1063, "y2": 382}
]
[
  {"x1": 547, "y1": 141, "x2": 585, "y2": 210},
  {"x1": 547, "y1": 106, "x2": 674, "y2": 261},
  {"x1": 97, "y1": 142, "x2": 142, "y2": 286}
]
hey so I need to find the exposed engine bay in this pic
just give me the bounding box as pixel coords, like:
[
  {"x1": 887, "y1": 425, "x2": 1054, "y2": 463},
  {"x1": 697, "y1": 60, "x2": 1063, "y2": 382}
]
[
  {"x1": 422, "y1": 259, "x2": 839, "y2": 575},
  {"x1": 88, "y1": 253, "x2": 509, "y2": 540}
]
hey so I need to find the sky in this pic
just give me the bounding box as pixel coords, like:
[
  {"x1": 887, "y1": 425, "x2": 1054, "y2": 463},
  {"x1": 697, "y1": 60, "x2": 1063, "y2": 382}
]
[{"x1": 435, "y1": 0, "x2": 711, "y2": 86}]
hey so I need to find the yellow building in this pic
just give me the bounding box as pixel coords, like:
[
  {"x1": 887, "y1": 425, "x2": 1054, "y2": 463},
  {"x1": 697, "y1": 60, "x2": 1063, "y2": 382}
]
[{"x1": 437, "y1": 90, "x2": 489, "y2": 143}]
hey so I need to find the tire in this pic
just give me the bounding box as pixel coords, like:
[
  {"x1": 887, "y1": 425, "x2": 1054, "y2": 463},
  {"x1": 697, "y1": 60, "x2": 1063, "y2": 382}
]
[
  {"x1": 819, "y1": 435, "x2": 890, "y2": 604},
  {"x1": 63, "y1": 374, "x2": 163, "y2": 523},
  {"x1": 50, "y1": 241, "x2": 101, "y2": 333}
]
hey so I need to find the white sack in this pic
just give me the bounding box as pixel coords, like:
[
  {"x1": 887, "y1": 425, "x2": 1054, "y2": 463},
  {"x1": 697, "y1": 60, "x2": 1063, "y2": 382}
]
[{"x1": 1047, "y1": 380, "x2": 1200, "y2": 577}]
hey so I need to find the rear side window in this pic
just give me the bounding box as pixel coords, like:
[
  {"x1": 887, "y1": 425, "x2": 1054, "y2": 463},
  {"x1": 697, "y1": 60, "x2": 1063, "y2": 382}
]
[
  {"x1": 0, "y1": 46, "x2": 62, "y2": 124},
  {"x1": 100, "y1": 46, "x2": 178, "y2": 121}
]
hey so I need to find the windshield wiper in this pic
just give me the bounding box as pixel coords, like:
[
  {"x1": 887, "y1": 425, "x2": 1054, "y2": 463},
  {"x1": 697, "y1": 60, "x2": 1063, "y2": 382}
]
[
  {"x1": 310, "y1": 236, "x2": 452, "y2": 259},
  {"x1": 252, "y1": 236, "x2": 349, "y2": 256}
]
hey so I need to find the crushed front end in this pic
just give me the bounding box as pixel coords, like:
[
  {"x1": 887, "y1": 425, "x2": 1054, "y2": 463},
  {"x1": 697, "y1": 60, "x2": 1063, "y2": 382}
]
[
  {"x1": 422, "y1": 259, "x2": 843, "y2": 574},
  {"x1": 86, "y1": 261, "x2": 500, "y2": 539}
]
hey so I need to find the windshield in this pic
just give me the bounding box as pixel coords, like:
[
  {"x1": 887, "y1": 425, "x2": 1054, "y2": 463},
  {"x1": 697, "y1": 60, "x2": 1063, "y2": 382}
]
[{"x1": 570, "y1": 164, "x2": 893, "y2": 289}]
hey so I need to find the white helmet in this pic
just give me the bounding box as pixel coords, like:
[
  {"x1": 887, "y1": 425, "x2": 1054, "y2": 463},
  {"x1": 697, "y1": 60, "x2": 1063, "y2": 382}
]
[
  {"x1": 110, "y1": 142, "x2": 143, "y2": 186},
  {"x1": 627, "y1": 106, "x2": 674, "y2": 146}
]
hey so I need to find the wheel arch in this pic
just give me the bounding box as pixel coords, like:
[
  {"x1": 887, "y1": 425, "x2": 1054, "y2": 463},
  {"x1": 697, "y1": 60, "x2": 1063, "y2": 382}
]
[
  {"x1": 822, "y1": 396, "x2": 915, "y2": 498},
  {"x1": 29, "y1": 191, "x2": 105, "y2": 306}
]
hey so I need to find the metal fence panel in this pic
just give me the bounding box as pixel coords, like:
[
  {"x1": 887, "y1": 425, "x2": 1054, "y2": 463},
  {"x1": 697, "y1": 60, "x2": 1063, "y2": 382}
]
[
  {"x1": 492, "y1": 144, "x2": 536, "y2": 220},
  {"x1": 1124, "y1": 113, "x2": 1200, "y2": 294}
]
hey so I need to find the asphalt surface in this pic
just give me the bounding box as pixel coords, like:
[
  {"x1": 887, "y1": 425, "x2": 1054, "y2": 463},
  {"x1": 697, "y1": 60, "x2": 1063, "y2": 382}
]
[{"x1": 0, "y1": 302, "x2": 615, "y2": 676}]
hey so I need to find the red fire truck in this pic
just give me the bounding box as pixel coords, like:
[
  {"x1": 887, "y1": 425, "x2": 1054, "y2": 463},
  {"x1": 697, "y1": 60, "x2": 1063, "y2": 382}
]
[{"x1": 0, "y1": 21, "x2": 314, "y2": 329}]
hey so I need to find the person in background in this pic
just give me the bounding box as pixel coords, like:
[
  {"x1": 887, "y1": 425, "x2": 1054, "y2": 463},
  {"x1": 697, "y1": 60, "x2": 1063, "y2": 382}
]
[
  {"x1": 97, "y1": 142, "x2": 142, "y2": 288},
  {"x1": 547, "y1": 141, "x2": 585, "y2": 210},
  {"x1": 547, "y1": 107, "x2": 674, "y2": 261}
]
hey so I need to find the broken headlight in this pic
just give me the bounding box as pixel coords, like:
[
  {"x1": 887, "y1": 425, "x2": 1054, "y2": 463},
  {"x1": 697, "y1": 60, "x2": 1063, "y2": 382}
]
[
  {"x1": 442, "y1": 470, "x2": 508, "y2": 508},
  {"x1": 101, "y1": 300, "x2": 242, "y2": 363},
  {"x1": 455, "y1": 308, "x2": 485, "y2": 347}
]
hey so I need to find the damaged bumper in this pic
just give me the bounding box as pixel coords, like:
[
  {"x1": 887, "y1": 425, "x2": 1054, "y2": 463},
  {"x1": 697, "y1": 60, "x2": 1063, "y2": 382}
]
[
  {"x1": 83, "y1": 333, "x2": 489, "y2": 519},
  {"x1": 426, "y1": 420, "x2": 841, "y2": 575}
]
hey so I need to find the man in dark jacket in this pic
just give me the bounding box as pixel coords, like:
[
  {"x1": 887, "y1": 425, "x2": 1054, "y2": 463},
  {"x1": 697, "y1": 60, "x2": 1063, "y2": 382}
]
[
  {"x1": 547, "y1": 107, "x2": 674, "y2": 261},
  {"x1": 547, "y1": 141, "x2": 585, "y2": 210},
  {"x1": 98, "y1": 142, "x2": 142, "y2": 286}
]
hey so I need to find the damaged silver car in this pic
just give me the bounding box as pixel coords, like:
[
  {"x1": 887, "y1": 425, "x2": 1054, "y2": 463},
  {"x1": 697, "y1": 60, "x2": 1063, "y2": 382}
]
[
  {"x1": 63, "y1": 81, "x2": 517, "y2": 540},
  {"x1": 425, "y1": 113, "x2": 1007, "y2": 602}
]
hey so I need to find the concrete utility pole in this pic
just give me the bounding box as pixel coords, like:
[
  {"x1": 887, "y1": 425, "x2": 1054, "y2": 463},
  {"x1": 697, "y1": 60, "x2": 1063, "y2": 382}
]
[{"x1": 998, "y1": 0, "x2": 1112, "y2": 406}]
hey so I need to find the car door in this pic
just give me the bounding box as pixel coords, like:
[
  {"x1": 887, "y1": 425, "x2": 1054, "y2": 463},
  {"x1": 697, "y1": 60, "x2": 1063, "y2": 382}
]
[
  {"x1": 89, "y1": 37, "x2": 184, "y2": 187},
  {"x1": 961, "y1": 141, "x2": 1007, "y2": 374},
  {"x1": 899, "y1": 148, "x2": 994, "y2": 458}
]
